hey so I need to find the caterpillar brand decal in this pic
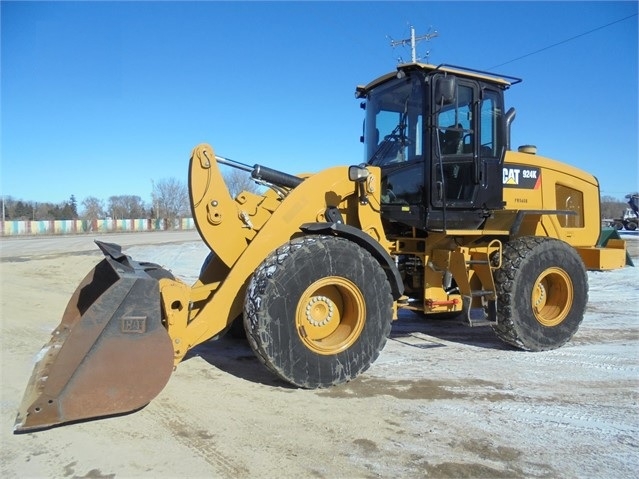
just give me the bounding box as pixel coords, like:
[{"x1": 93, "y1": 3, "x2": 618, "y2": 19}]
[
  {"x1": 503, "y1": 165, "x2": 541, "y2": 189},
  {"x1": 121, "y1": 316, "x2": 147, "y2": 333}
]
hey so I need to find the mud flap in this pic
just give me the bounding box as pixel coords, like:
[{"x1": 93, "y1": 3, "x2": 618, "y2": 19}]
[{"x1": 15, "y1": 241, "x2": 175, "y2": 432}]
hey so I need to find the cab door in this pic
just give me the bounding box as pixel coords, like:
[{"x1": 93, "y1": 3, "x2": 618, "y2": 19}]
[
  {"x1": 427, "y1": 75, "x2": 506, "y2": 230},
  {"x1": 428, "y1": 77, "x2": 481, "y2": 229},
  {"x1": 476, "y1": 87, "x2": 506, "y2": 210},
  {"x1": 431, "y1": 78, "x2": 478, "y2": 207}
]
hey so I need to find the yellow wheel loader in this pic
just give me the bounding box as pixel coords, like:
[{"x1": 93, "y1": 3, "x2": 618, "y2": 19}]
[{"x1": 15, "y1": 63, "x2": 629, "y2": 432}]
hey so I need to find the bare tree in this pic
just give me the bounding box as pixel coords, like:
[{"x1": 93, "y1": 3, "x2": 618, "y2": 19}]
[
  {"x1": 81, "y1": 196, "x2": 105, "y2": 221},
  {"x1": 33, "y1": 202, "x2": 50, "y2": 220},
  {"x1": 223, "y1": 168, "x2": 260, "y2": 198},
  {"x1": 152, "y1": 178, "x2": 189, "y2": 222},
  {"x1": 108, "y1": 195, "x2": 146, "y2": 219},
  {"x1": 601, "y1": 195, "x2": 627, "y2": 220}
]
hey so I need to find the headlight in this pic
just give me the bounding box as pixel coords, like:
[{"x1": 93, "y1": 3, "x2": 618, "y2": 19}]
[{"x1": 348, "y1": 165, "x2": 369, "y2": 182}]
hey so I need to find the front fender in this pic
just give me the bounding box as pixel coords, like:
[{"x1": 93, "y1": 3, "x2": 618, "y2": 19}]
[{"x1": 300, "y1": 222, "x2": 404, "y2": 300}]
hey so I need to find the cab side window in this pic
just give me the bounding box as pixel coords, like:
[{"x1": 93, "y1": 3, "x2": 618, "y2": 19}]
[
  {"x1": 437, "y1": 85, "x2": 474, "y2": 156},
  {"x1": 480, "y1": 90, "x2": 502, "y2": 158}
]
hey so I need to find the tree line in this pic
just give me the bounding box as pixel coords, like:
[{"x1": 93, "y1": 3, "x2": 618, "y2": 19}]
[
  {"x1": 2, "y1": 178, "x2": 190, "y2": 222},
  {"x1": 2, "y1": 171, "x2": 259, "y2": 222},
  {"x1": 600, "y1": 195, "x2": 636, "y2": 220},
  {"x1": 10, "y1": 173, "x2": 624, "y2": 222}
]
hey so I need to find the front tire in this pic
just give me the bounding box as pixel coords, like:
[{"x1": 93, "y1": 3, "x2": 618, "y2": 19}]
[
  {"x1": 244, "y1": 236, "x2": 393, "y2": 388},
  {"x1": 492, "y1": 237, "x2": 588, "y2": 351}
]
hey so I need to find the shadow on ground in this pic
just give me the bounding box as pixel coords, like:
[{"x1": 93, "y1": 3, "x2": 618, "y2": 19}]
[{"x1": 186, "y1": 311, "x2": 512, "y2": 386}]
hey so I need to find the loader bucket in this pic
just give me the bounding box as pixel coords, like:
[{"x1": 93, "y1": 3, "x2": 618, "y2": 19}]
[{"x1": 14, "y1": 241, "x2": 175, "y2": 433}]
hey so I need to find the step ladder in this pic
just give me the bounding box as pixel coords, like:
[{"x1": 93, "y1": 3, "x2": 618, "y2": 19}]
[{"x1": 463, "y1": 240, "x2": 502, "y2": 327}]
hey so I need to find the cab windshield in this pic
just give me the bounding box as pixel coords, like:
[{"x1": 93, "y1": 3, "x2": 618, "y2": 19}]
[{"x1": 365, "y1": 75, "x2": 424, "y2": 166}]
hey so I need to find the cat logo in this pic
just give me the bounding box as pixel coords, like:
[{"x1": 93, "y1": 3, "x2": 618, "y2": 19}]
[
  {"x1": 121, "y1": 316, "x2": 147, "y2": 333},
  {"x1": 503, "y1": 168, "x2": 521, "y2": 185},
  {"x1": 503, "y1": 165, "x2": 541, "y2": 189}
]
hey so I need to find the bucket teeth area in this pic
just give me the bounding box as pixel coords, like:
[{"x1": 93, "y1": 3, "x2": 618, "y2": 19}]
[{"x1": 14, "y1": 244, "x2": 175, "y2": 432}]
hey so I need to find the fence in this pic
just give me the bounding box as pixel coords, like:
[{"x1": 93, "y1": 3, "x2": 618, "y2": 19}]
[{"x1": 1, "y1": 218, "x2": 196, "y2": 236}]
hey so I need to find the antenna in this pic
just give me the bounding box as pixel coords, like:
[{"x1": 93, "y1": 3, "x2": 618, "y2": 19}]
[{"x1": 389, "y1": 25, "x2": 439, "y2": 63}]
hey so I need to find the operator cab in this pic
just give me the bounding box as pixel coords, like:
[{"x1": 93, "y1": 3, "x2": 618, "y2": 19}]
[{"x1": 357, "y1": 63, "x2": 521, "y2": 232}]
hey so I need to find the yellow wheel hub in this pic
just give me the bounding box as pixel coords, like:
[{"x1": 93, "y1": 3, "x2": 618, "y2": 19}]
[
  {"x1": 296, "y1": 277, "x2": 366, "y2": 355},
  {"x1": 532, "y1": 267, "x2": 573, "y2": 327}
]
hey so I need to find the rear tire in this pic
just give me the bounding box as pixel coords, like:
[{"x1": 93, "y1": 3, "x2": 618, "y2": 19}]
[
  {"x1": 492, "y1": 236, "x2": 588, "y2": 351},
  {"x1": 244, "y1": 236, "x2": 393, "y2": 388}
]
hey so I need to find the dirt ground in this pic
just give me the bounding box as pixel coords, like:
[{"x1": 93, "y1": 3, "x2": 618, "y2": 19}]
[{"x1": 1, "y1": 231, "x2": 638, "y2": 478}]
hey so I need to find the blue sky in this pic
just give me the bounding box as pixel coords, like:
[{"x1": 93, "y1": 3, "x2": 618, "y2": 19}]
[{"x1": 1, "y1": 1, "x2": 637, "y2": 208}]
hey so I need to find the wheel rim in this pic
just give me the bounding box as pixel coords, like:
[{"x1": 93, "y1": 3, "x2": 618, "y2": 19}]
[
  {"x1": 295, "y1": 277, "x2": 366, "y2": 355},
  {"x1": 531, "y1": 267, "x2": 573, "y2": 327}
]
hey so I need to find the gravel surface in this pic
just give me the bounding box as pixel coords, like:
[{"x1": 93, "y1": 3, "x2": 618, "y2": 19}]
[{"x1": 1, "y1": 232, "x2": 637, "y2": 478}]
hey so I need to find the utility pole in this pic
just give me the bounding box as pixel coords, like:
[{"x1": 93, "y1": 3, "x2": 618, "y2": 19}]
[{"x1": 390, "y1": 25, "x2": 439, "y2": 63}]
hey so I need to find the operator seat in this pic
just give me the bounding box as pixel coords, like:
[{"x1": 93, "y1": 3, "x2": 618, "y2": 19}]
[{"x1": 442, "y1": 124, "x2": 463, "y2": 155}]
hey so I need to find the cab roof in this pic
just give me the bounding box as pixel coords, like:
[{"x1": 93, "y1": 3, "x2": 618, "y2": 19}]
[{"x1": 356, "y1": 62, "x2": 522, "y2": 98}]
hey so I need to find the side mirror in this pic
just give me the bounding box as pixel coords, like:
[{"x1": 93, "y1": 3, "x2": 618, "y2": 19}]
[{"x1": 435, "y1": 77, "x2": 456, "y2": 105}]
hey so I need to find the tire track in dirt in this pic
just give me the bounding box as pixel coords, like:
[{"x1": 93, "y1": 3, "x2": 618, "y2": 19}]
[
  {"x1": 507, "y1": 348, "x2": 639, "y2": 373},
  {"x1": 433, "y1": 400, "x2": 636, "y2": 438},
  {"x1": 143, "y1": 398, "x2": 249, "y2": 478},
  {"x1": 149, "y1": 398, "x2": 250, "y2": 478}
]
